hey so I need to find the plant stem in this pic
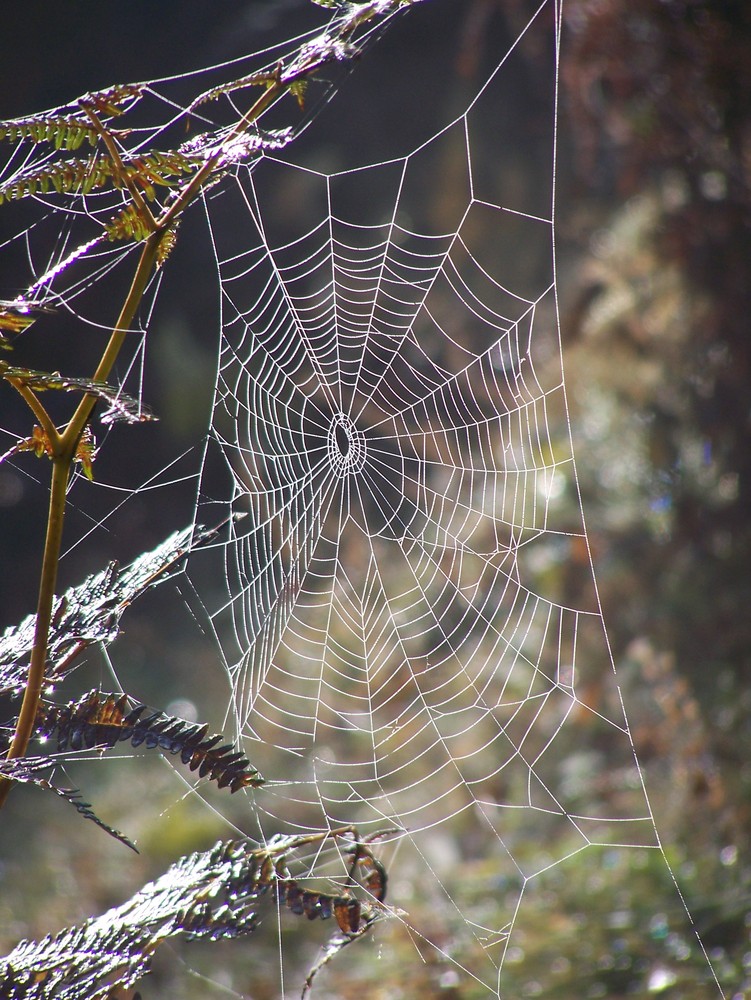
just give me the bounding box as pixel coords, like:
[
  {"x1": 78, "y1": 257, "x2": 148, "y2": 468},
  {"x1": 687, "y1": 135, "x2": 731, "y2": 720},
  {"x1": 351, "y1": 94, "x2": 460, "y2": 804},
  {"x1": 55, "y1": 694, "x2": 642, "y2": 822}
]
[
  {"x1": 0, "y1": 45, "x2": 336, "y2": 807},
  {"x1": 6, "y1": 378, "x2": 62, "y2": 451},
  {"x1": 81, "y1": 103, "x2": 156, "y2": 233},
  {"x1": 0, "y1": 232, "x2": 165, "y2": 809},
  {"x1": 62, "y1": 229, "x2": 163, "y2": 451},
  {"x1": 0, "y1": 455, "x2": 70, "y2": 808}
]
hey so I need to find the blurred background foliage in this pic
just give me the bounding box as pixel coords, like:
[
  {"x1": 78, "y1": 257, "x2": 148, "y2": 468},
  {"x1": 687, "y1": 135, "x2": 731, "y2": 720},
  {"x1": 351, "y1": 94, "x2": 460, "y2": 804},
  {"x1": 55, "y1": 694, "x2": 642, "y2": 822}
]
[{"x1": 0, "y1": 0, "x2": 750, "y2": 997}]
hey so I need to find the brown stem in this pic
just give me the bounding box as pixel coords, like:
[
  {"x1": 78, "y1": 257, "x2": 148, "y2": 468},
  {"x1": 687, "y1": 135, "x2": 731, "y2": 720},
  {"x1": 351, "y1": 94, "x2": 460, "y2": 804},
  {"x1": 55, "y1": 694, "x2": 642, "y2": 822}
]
[
  {"x1": 61, "y1": 229, "x2": 163, "y2": 452},
  {"x1": 0, "y1": 456, "x2": 70, "y2": 807},
  {"x1": 0, "y1": 27, "x2": 360, "y2": 808}
]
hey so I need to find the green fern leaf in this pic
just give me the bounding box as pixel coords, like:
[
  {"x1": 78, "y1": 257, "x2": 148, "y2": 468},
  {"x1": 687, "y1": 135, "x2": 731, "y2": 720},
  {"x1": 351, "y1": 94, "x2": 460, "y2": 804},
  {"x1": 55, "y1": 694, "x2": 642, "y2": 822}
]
[
  {"x1": 0, "y1": 115, "x2": 104, "y2": 151},
  {"x1": 0, "y1": 153, "x2": 115, "y2": 204},
  {"x1": 124, "y1": 148, "x2": 202, "y2": 198},
  {"x1": 104, "y1": 202, "x2": 152, "y2": 243},
  {"x1": 0, "y1": 145, "x2": 200, "y2": 205}
]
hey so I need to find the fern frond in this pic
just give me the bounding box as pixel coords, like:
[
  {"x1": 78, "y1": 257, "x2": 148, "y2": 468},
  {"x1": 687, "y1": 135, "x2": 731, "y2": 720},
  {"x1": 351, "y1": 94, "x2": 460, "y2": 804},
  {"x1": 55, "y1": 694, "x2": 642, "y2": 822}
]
[
  {"x1": 104, "y1": 202, "x2": 152, "y2": 243},
  {"x1": 0, "y1": 832, "x2": 388, "y2": 999},
  {"x1": 0, "y1": 756, "x2": 136, "y2": 851},
  {"x1": 0, "y1": 152, "x2": 115, "y2": 204},
  {"x1": 190, "y1": 67, "x2": 283, "y2": 108},
  {"x1": 0, "y1": 116, "x2": 101, "y2": 151},
  {"x1": 289, "y1": 79, "x2": 309, "y2": 110},
  {"x1": 0, "y1": 302, "x2": 40, "y2": 345},
  {"x1": 1, "y1": 424, "x2": 99, "y2": 481},
  {"x1": 36, "y1": 691, "x2": 264, "y2": 793},
  {"x1": 155, "y1": 219, "x2": 180, "y2": 266},
  {"x1": 79, "y1": 82, "x2": 145, "y2": 118},
  {"x1": 0, "y1": 82, "x2": 142, "y2": 158},
  {"x1": 0, "y1": 521, "x2": 235, "y2": 696},
  {"x1": 0, "y1": 147, "x2": 201, "y2": 205},
  {"x1": 302, "y1": 926, "x2": 363, "y2": 997},
  {"x1": 0, "y1": 362, "x2": 151, "y2": 424},
  {"x1": 123, "y1": 148, "x2": 203, "y2": 199}
]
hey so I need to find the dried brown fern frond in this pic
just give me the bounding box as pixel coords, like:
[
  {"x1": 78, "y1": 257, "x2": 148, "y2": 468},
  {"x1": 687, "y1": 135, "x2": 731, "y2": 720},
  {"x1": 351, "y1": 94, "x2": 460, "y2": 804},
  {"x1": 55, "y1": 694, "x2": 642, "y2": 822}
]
[
  {"x1": 36, "y1": 690, "x2": 264, "y2": 793},
  {"x1": 0, "y1": 830, "x2": 391, "y2": 999}
]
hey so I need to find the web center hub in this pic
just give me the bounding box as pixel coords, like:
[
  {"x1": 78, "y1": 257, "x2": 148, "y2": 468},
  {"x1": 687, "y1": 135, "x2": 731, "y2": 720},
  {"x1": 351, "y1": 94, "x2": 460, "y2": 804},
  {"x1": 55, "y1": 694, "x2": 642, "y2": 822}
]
[{"x1": 328, "y1": 412, "x2": 366, "y2": 476}]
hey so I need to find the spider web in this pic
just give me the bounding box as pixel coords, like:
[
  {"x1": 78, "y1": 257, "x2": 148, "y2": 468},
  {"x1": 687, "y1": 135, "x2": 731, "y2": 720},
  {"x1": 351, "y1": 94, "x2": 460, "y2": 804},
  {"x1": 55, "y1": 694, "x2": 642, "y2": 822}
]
[
  {"x1": 184, "y1": 3, "x2": 724, "y2": 997},
  {"x1": 0, "y1": 1, "x2": 728, "y2": 997}
]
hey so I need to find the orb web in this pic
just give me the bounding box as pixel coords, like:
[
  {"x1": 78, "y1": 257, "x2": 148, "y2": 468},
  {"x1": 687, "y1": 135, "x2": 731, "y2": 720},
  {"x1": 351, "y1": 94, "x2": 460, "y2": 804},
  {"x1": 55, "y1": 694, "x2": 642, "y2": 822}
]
[{"x1": 186, "y1": 3, "x2": 724, "y2": 995}]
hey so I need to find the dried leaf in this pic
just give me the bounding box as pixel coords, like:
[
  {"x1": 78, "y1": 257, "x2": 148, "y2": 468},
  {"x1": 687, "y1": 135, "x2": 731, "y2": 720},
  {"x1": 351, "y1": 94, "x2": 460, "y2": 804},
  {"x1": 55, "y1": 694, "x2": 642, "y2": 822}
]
[
  {"x1": 0, "y1": 831, "x2": 387, "y2": 999},
  {"x1": 36, "y1": 691, "x2": 264, "y2": 793},
  {"x1": 0, "y1": 424, "x2": 99, "y2": 481},
  {"x1": 74, "y1": 427, "x2": 97, "y2": 481},
  {"x1": 9, "y1": 424, "x2": 52, "y2": 461}
]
